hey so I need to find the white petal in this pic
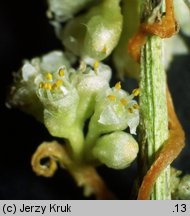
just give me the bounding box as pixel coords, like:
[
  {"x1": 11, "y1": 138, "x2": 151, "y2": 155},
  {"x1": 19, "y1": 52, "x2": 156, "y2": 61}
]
[{"x1": 22, "y1": 63, "x2": 37, "y2": 81}]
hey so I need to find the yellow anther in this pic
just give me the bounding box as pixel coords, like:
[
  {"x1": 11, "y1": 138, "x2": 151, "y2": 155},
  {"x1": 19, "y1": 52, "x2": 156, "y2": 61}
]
[
  {"x1": 107, "y1": 95, "x2": 116, "y2": 101},
  {"x1": 101, "y1": 46, "x2": 107, "y2": 54},
  {"x1": 115, "y1": 82, "x2": 121, "y2": 91},
  {"x1": 58, "y1": 68, "x2": 65, "y2": 77},
  {"x1": 39, "y1": 82, "x2": 44, "y2": 88},
  {"x1": 93, "y1": 60, "x2": 100, "y2": 71},
  {"x1": 43, "y1": 83, "x2": 48, "y2": 89},
  {"x1": 133, "y1": 104, "x2": 139, "y2": 109},
  {"x1": 43, "y1": 82, "x2": 52, "y2": 90},
  {"x1": 47, "y1": 83, "x2": 52, "y2": 90},
  {"x1": 55, "y1": 79, "x2": 63, "y2": 87},
  {"x1": 132, "y1": 88, "x2": 140, "y2": 96},
  {"x1": 120, "y1": 98, "x2": 128, "y2": 106},
  {"x1": 128, "y1": 107, "x2": 133, "y2": 113},
  {"x1": 46, "y1": 72, "x2": 52, "y2": 81},
  {"x1": 52, "y1": 83, "x2": 57, "y2": 90},
  {"x1": 52, "y1": 80, "x2": 62, "y2": 90}
]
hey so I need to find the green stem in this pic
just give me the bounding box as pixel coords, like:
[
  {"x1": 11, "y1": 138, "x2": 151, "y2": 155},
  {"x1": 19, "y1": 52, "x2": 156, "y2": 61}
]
[
  {"x1": 139, "y1": 33, "x2": 170, "y2": 199},
  {"x1": 67, "y1": 125, "x2": 84, "y2": 162},
  {"x1": 84, "y1": 126, "x2": 100, "y2": 162}
]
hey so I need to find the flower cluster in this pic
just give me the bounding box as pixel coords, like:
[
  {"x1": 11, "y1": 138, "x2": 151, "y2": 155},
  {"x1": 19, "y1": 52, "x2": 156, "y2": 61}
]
[{"x1": 8, "y1": 50, "x2": 139, "y2": 169}]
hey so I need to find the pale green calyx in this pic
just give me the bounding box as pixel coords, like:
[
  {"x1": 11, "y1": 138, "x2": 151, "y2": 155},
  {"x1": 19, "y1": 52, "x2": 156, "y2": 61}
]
[
  {"x1": 8, "y1": 50, "x2": 139, "y2": 169},
  {"x1": 93, "y1": 131, "x2": 139, "y2": 169}
]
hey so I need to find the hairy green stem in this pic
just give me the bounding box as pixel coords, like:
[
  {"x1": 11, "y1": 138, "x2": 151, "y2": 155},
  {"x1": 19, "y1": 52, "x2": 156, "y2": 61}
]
[{"x1": 139, "y1": 33, "x2": 170, "y2": 199}]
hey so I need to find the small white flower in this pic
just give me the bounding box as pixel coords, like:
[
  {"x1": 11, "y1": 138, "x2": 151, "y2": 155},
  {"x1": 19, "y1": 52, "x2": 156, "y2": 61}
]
[{"x1": 95, "y1": 82, "x2": 140, "y2": 134}]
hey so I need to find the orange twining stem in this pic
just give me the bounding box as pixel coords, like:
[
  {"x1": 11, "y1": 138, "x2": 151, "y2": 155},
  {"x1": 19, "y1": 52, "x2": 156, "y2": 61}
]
[
  {"x1": 128, "y1": 30, "x2": 147, "y2": 63},
  {"x1": 141, "y1": 0, "x2": 179, "y2": 38},
  {"x1": 137, "y1": 86, "x2": 185, "y2": 200},
  {"x1": 128, "y1": 0, "x2": 179, "y2": 62}
]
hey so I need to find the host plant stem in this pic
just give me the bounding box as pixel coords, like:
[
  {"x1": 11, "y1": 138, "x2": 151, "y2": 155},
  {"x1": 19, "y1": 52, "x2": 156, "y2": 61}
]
[
  {"x1": 81, "y1": 0, "x2": 171, "y2": 198},
  {"x1": 139, "y1": 0, "x2": 170, "y2": 199}
]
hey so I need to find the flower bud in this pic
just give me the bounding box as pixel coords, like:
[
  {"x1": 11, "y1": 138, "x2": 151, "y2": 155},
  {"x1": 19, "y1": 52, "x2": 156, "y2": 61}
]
[
  {"x1": 61, "y1": 0, "x2": 123, "y2": 60},
  {"x1": 93, "y1": 131, "x2": 139, "y2": 169}
]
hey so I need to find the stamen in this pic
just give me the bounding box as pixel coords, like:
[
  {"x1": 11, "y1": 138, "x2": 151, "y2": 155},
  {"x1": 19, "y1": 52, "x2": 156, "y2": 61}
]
[
  {"x1": 120, "y1": 98, "x2": 128, "y2": 106},
  {"x1": 115, "y1": 82, "x2": 121, "y2": 91},
  {"x1": 128, "y1": 107, "x2": 133, "y2": 113},
  {"x1": 107, "y1": 95, "x2": 116, "y2": 101},
  {"x1": 52, "y1": 83, "x2": 57, "y2": 90},
  {"x1": 52, "y1": 79, "x2": 63, "y2": 90},
  {"x1": 55, "y1": 79, "x2": 63, "y2": 87},
  {"x1": 39, "y1": 82, "x2": 44, "y2": 88},
  {"x1": 46, "y1": 73, "x2": 53, "y2": 81},
  {"x1": 133, "y1": 104, "x2": 139, "y2": 109},
  {"x1": 43, "y1": 82, "x2": 52, "y2": 90},
  {"x1": 58, "y1": 68, "x2": 65, "y2": 77},
  {"x1": 132, "y1": 88, "x2": 140, "y2": 96},
  {"x1": 93, "y1": 60, "x2": 100, "y2": 71}
]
